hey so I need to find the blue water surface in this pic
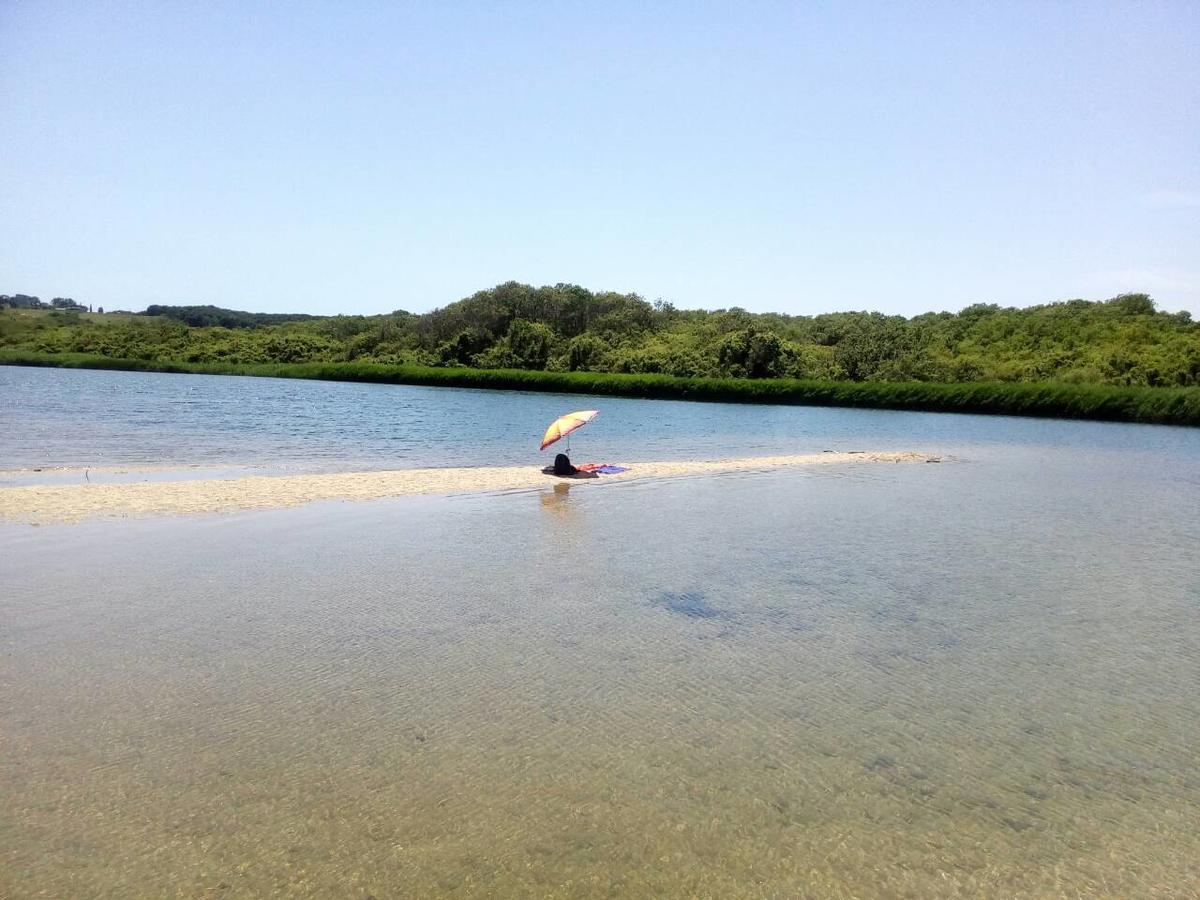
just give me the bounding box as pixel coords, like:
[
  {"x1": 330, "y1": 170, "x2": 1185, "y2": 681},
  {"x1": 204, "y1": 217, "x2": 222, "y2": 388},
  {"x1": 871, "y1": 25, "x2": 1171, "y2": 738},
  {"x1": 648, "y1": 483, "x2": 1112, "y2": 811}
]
[{"x1": 2, "y1": 366, "x2": 1196, "y2": 475}]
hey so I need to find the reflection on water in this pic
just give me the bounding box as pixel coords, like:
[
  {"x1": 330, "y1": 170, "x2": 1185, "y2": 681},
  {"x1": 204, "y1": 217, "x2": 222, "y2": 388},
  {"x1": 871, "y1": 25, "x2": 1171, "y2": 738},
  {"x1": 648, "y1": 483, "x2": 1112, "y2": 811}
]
[
  {"x1": 539, "y1": 481, "x2": 575, "y2": 517},
  {"x1": 3, "y1": 425, "x2": 1200, "y2": 896}
]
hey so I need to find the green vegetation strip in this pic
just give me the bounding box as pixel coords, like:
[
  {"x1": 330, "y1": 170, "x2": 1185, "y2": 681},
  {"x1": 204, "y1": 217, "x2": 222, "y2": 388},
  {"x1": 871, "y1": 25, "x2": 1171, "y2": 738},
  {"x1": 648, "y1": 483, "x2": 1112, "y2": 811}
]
[{"x1": 3, "y1": 350, "x2": 1197, "y2": 426}]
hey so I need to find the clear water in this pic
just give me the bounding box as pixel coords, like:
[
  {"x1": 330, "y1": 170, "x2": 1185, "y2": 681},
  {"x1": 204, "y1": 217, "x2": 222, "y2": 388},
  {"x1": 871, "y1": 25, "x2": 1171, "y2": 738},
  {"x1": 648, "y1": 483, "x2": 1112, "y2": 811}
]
[
  {"x1": 4, "y1": 365, "x2": 1196, "y2": 475},
  {"x1": 2, "y1": 366, "x2": 1199, "y2": 897}
]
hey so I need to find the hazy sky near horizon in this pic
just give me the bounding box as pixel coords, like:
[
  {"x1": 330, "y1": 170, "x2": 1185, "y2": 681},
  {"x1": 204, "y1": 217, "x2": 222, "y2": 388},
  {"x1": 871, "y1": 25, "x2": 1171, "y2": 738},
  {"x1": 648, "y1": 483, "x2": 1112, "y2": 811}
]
[{"x1": 2, "y1": 2, "x2": 1198, "y2": 317}]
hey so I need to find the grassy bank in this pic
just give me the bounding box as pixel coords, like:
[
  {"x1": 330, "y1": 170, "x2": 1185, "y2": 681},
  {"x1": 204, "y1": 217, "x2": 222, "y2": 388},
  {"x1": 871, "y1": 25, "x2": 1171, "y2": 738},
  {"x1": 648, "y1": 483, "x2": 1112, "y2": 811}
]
[{"x1": 3, "y1": 350, "x2": 1198, "y2": 427}]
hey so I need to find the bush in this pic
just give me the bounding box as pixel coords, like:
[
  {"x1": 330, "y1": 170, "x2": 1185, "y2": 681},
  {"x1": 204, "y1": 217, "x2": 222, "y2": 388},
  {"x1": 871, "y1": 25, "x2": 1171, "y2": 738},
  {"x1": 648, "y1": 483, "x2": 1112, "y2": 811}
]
[
  {"x1": 566, "y1": 334, "x2": 608, "y2": 371},
  {"x1": 717, "y1": 328, "x2": 788, "y2": 378}
]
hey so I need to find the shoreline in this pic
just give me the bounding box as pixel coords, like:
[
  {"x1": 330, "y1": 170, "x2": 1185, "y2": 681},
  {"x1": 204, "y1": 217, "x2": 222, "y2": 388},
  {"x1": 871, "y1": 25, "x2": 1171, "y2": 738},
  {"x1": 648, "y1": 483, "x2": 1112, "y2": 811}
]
[
  {"x1": 0, "y1": 452, "x2": 936, "y2": 524},
  {"x1": 4, "y1": 353, "x2": 1197, "y2": 427}
]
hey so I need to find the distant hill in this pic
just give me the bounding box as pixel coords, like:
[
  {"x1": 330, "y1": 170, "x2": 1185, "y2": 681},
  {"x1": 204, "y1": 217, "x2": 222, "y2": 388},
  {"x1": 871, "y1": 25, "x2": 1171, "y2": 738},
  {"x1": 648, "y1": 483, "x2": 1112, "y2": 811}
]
[{"x1": 142, "y1": 305, "x2": 319, "y2": 329}]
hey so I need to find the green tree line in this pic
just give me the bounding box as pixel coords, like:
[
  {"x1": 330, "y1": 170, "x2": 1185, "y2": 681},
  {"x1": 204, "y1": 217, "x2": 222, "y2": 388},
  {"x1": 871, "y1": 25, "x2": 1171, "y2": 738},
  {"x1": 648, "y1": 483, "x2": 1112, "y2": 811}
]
[{"x1": 2, "y1": 283, "x2": 1197, "y2": 388}]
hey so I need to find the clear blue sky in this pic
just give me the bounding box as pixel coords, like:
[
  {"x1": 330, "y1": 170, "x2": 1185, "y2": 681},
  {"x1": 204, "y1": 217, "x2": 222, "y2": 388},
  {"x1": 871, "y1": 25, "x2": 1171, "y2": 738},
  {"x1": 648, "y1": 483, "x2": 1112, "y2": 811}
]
[{"x1": 2, "y1": 1, "x2": 1197, "y2": 316}]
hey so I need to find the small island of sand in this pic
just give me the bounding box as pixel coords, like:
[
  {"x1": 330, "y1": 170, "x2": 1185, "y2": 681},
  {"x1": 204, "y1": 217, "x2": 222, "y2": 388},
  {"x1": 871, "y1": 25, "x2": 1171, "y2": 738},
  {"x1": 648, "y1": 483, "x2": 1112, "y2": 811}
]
[{"x1": 0, "y1": 452, "x2": 937, "y2": 525}]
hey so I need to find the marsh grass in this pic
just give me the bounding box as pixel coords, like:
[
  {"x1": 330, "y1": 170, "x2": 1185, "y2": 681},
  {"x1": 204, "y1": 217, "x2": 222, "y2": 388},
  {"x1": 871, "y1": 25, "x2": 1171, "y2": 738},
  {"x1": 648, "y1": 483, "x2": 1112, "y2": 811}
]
[{"x1": 3, "y1": 350, "x2": 1197, "y2": 426}]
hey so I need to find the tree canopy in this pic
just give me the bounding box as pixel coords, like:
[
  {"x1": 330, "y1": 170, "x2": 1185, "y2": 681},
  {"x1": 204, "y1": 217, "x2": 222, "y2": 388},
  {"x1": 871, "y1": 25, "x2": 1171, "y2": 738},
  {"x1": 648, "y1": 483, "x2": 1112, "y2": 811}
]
[{"x1": 2, "y1": 283, "x2": 1197, "y2": 388}]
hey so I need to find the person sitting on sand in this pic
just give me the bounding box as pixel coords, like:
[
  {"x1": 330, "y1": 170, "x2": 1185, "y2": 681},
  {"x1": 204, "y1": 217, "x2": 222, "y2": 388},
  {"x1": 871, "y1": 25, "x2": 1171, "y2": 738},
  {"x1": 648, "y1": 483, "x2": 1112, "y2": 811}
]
[{"x1": 553, "y1": 452, "x2": 578, "y2": 476}]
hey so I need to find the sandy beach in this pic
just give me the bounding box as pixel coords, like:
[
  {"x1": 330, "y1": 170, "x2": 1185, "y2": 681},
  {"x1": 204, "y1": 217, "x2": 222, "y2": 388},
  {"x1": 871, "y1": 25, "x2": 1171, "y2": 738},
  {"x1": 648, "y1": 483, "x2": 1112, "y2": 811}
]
[{"x1": 0, "y1": 451, "x2": 935, "y2": 524}]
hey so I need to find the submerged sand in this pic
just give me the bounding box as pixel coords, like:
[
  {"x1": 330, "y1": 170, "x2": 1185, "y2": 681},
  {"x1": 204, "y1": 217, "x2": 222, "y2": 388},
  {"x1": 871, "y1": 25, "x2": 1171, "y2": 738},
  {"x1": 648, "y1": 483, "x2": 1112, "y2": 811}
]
[{"x1": 0, "y1": 451, "x2": 935, "y2": 524}]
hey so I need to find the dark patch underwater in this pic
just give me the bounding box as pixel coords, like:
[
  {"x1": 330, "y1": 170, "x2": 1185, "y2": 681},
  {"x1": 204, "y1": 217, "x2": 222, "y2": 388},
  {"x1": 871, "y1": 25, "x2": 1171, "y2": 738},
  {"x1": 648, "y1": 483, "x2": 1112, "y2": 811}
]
[{"x1": 652, "y1": 591, "x2": 723, "y2": 620}]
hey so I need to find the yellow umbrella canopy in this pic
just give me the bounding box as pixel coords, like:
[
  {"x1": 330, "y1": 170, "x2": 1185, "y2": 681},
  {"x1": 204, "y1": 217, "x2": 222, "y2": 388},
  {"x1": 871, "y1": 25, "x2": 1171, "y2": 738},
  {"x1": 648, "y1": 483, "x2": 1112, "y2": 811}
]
[{"x1": 540, "y1": 410, "x2": 599, "y2": 451}]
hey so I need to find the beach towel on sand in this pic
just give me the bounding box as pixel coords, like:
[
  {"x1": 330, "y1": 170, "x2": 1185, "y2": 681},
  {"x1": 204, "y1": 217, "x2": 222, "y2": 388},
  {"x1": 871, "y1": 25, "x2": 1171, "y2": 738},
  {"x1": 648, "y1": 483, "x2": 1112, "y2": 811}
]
[
  {"x1": 576, "y1": 463, "x2": 629, "y2": 474},
  {"x1": 541, "y1": 463, "x2": 629, "y2": 477}
]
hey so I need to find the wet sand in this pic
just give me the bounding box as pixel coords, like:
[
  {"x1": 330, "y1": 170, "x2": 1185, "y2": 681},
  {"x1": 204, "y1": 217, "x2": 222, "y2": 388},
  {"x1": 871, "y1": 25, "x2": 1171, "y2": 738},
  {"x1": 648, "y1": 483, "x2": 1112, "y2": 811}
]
[{"x1": 0, "y1": 451, "x2": 934, "y2": 524}]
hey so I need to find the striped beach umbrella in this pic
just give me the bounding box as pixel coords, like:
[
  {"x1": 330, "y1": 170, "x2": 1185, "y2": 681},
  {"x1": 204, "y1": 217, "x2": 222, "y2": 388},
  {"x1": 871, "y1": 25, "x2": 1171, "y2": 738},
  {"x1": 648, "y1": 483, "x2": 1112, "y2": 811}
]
[{"x1": 540, "y1": 410, "x2": 599, "y2": 451}]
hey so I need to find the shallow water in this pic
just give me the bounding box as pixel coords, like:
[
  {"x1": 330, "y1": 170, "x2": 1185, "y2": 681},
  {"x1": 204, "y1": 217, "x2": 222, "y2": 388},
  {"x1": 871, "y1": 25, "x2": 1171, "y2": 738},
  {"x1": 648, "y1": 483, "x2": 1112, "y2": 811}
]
[
  {"x1": 2, "y1": 368, "x2": 1200, "y2": 897},
  {"x1": 4, "y1": 365, "x2": 1196, "y2": 477}
]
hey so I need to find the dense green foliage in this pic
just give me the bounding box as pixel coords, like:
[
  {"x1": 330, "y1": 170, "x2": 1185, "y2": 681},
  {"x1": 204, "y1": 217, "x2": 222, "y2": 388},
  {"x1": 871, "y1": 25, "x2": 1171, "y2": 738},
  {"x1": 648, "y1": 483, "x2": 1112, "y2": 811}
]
[
  {"x1": 2, "y1": 283, "x2": 1197, "y2": 389},
  {"x1": 142, "y1": 304, "x2": 320, "y2": 328},
  {"x1": 4, "y1": 284, "x2": 1199, "y2": 424},
  {"x1": 3, "y1": 350, "x2": 1197, "y2": 427}
]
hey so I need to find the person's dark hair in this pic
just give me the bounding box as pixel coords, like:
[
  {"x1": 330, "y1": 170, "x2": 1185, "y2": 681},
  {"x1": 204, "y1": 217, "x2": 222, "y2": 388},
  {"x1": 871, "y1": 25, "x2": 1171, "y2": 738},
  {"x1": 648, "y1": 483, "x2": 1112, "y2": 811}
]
[{"x1": 553, "y1": 453, "x2": 576, "y2": 476}]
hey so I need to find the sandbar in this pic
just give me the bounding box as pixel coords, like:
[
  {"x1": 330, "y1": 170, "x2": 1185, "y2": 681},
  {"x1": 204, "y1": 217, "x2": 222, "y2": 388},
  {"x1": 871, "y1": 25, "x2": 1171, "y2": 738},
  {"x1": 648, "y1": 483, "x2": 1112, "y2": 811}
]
[{"x1": 0, "y1": 452, "x2": 936, "y2": 524}]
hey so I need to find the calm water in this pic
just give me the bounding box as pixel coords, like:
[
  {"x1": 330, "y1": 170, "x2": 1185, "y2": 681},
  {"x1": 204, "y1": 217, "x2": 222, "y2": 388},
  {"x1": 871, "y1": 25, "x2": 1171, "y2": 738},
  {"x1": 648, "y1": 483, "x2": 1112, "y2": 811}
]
[
  {"x1": 2, "y1": 366, "x2": 1200, "y2": 897},
  {"x1": 5, "y1": 365, "x2": 1195, "y2": 476}
]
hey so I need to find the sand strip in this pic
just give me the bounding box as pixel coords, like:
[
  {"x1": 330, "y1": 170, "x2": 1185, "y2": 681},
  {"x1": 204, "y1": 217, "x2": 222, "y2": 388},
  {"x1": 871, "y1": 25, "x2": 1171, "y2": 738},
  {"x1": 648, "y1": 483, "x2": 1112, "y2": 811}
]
[{"x1": 0, "y1": 452, "x2": 935, "y2": 524}]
